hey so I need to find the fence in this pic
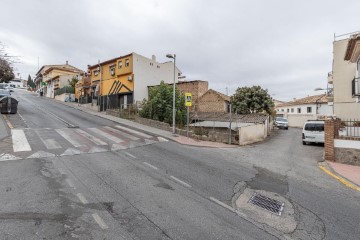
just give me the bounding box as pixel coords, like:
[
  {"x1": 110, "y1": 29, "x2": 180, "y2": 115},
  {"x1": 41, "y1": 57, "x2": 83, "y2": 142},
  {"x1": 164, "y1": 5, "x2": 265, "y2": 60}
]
[
  {"x1": 55, "y1": 86, "x2": 74, "y2": 96},
  {"x1": 339, "y1": 119, "x2": 360, "y2": 138},
  {"x1": 106, "y1": 104, "x2": 139, "y2": 120}
]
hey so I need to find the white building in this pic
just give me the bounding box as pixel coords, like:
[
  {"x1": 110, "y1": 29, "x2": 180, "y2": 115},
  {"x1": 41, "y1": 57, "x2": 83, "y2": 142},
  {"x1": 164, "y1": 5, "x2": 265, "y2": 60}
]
[{"x1": 276, "y1": 94, "x2": 333, "y2": 127}]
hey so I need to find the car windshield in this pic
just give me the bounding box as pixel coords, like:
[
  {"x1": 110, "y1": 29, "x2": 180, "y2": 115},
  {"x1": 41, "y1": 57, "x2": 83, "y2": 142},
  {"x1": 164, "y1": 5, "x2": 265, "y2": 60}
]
[
  {"x1": 305, "y1": 123, "x2": 324, "y2": 131},
  {"x1": 276, "y1": 118, "x2": 288, "y2": 122}
]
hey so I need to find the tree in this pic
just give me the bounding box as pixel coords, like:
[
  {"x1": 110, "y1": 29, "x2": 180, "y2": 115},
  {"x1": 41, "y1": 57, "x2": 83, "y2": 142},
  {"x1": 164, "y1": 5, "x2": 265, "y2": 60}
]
[
  {"x1": 0, "y1": 42, "x2": 15, "y2": 83},
  {"x1": 140, "y1": 81, "x2": 186, "y2": 126},
  {"x1": 231, "y1": 85, "x2": 274, "y2": 115},
  {"x1": 69, "y1": 76, "x2": 78, "y2": 88},
  {"x1": 27, "y1": 74, "x2": 36, "y2": 89}
]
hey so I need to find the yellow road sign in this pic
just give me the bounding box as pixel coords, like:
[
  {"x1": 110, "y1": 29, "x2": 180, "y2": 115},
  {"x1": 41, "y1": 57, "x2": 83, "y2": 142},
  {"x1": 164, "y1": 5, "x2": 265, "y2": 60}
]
[{"x1": 185, "y1": 93, "x2": 192, "y2": 107}]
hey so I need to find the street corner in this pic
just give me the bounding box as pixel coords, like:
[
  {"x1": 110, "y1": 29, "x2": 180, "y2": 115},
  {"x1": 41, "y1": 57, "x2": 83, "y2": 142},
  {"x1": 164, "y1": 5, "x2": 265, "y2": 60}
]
[
  {"x1": 318, "y1": 161, "x2": 360, "y2": 192},
  {"x1": 234, "y1": 187, "x2": 296, "y2": 235}
]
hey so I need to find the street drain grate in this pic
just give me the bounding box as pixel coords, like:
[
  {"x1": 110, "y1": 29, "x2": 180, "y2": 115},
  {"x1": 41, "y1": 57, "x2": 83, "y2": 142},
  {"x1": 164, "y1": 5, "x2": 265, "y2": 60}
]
[{"x1": 248, "y1": 193, "x2": 284, "y2": 216}]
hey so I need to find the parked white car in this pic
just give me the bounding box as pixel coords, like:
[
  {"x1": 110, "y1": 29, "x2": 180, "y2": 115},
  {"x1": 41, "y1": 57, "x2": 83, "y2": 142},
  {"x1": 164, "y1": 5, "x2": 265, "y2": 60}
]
[
  {"x1": 302, "y1": 120, "x2": 325, "y2": 145},
  {"x1": 274, "y1": 117, "x2": 288, "y2": 130}
]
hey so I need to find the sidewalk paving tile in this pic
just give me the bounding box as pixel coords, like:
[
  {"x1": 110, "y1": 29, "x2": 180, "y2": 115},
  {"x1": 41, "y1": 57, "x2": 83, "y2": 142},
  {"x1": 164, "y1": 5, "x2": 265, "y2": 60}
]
[{"x1": 328, "y1": 161, "x2": 360, "y2": 187}]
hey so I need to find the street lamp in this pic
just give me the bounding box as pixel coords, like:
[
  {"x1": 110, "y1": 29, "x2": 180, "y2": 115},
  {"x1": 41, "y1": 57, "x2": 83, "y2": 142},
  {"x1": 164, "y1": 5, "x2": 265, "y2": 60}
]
[{"x1": 166, "y1": 53, "x2": 176, "y2": 134}]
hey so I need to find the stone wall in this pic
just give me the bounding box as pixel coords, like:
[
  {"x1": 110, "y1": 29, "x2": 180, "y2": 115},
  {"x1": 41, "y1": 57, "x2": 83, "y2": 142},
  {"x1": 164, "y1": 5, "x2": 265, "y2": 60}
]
[
  {"x1": 197, "y1": 91, "x2": 229, "y2": 113},
  {"x1": 177, "y1": 81, "x2": 208, "y2": 111},
  {"x1": 134, "y1": 116, "x2": 171, "y2": 132},
  {"x1": 334, "y1": 148, "x2": 360, "y2": 166}
]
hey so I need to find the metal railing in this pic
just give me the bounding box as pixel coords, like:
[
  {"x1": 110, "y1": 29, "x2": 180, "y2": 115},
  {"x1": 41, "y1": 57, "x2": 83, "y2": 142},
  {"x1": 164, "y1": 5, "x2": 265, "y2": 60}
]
[{"x1": 339, "y1": 119, "x2": 360, "y2": 137}]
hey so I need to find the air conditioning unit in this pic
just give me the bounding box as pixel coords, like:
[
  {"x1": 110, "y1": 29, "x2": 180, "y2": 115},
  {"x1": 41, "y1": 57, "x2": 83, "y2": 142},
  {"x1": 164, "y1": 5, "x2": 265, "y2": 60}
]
[{"x1": 128, "y1": 76, "x2": 133, "y2": 81}]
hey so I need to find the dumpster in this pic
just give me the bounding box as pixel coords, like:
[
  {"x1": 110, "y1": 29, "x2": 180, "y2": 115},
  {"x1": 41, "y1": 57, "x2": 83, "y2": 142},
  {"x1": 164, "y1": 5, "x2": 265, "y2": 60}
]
[{"x1": 0, "y1": 96, "x2": 18, "y2": 114}]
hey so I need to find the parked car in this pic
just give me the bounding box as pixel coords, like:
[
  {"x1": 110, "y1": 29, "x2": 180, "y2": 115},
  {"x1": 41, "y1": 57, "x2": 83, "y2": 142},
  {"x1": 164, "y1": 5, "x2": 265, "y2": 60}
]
[
  {"x1": 274, "y1": 117, "x2": 288, "y2": 130},
  {"x1": 302, "y1": 120, "x2": 325, "y2": 145},
  {"x1": 0, "y1": 89, "x2": 11, "y2": 97}
]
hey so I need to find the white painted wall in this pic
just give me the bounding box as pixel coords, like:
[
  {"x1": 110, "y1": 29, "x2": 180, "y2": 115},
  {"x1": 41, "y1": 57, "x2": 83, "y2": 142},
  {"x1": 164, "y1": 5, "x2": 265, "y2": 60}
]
[
  {"x1": 334, "y1": 139, "x2": 360, "y2": 149},
  {"x1": 276, "y1": 103, "x2": 332, "y2": 115},
  {"x1": 238, "y1": 124, "x2": 266, "y2": 145},
  {"x1": 132, "y1": 53, "x2": 181, "y2": 103}
]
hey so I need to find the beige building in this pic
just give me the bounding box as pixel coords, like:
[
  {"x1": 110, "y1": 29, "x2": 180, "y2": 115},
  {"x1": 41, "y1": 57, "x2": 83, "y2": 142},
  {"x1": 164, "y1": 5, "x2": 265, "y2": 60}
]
[{"x1": 329, "y1": 33, "x2": 360, "y2": 119}]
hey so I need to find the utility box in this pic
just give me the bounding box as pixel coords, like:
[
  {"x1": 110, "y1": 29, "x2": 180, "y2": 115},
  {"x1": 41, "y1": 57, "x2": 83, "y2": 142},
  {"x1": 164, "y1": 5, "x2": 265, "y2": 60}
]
[{"x1": 0, "y1": 97, "x2": 18, "y2": 114}]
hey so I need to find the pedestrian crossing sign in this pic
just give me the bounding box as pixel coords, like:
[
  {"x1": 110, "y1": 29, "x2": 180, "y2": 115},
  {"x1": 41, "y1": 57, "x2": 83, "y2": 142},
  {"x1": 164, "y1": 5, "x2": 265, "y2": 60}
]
[{"x1": 185, "y1": 93, "x2": 192, "y2": 107}]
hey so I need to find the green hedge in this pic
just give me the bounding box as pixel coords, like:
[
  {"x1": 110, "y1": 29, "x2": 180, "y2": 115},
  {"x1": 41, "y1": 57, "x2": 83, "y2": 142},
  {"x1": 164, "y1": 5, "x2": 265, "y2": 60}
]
[{"x1": 55, "y1": 86, "x2": 74, "y2": 96}]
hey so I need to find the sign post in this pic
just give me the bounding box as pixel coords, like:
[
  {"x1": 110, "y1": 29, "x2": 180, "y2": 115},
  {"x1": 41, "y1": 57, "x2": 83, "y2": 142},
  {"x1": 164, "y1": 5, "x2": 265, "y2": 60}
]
[{"x1": 185, "y1": 93, "x2": 192, "y2": 138}]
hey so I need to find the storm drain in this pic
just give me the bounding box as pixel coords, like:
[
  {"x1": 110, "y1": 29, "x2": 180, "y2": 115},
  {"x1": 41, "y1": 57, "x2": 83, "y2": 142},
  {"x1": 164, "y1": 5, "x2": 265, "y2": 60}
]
[{"x1": 248, "y1": 193, "x2": 284, "y2": 216}]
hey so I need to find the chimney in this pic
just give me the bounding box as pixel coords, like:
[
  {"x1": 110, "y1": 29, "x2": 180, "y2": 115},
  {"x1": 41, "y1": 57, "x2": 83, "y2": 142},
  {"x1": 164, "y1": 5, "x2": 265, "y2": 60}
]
[
  {"x1": 152, "y1": 55, "x2": 156, "y2": 62},
  {"x1": 66, "y1": 60, "x2": 68, "y2": 65}
]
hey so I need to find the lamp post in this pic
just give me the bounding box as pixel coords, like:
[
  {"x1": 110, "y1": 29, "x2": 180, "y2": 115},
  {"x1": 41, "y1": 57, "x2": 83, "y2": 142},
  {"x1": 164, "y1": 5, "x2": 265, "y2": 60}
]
[{"x1": 166, "y1": 54, "x2": 176, "y2": 134}]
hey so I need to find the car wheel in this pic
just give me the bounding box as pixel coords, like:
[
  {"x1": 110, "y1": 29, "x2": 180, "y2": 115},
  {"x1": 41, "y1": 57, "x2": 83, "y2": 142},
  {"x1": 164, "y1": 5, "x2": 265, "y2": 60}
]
[
  {"x1": 285, "y1": 127, "x2": 288, "y2": 130},
  {"x1": 302, "y1": 141, "x2": 306, "y2": 145}
]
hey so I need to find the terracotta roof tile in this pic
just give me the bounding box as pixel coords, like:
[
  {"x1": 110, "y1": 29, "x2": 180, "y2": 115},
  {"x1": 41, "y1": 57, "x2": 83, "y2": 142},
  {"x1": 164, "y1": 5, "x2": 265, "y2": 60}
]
[{"x1": 277, "y1": 94, "x2": 327, "y2": 107}]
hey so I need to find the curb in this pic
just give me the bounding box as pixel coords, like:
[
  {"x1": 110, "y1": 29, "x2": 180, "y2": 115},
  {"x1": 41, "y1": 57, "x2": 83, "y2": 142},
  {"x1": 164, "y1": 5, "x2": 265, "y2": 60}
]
[{"x1": 318, "y1": 162, "x2": 360, "y2": 192}]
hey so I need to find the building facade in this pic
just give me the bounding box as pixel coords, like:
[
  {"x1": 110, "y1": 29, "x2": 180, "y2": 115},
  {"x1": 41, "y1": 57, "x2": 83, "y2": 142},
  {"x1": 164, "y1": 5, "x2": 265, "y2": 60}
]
[
  {"x1": 88, "y1": 53, "x2": 182, "y2": 111},
  {"x1": 276, "y1": 94, "x2": 333, "y2": 127},
  {"x1": 329, "y1": 34, "x2": 360, "y2": 119}
]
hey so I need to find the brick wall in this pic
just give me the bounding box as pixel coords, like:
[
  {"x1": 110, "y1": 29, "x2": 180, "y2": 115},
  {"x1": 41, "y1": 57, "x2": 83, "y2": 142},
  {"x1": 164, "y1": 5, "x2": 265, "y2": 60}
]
[
  {"x1": 324, "y1": 117, "x2": 340, "y2": 161},
  {"x1": 177, "y1": 81, "x2": 208, "y2": 111},
  {"x1": 197, "y1": 91, "x2": 229, "y2": 113}
]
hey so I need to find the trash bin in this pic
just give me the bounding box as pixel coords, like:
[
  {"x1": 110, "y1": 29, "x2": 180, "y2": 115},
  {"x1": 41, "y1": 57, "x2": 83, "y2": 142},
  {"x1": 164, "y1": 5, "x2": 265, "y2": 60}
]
[{"x1": 0, "y1": 96, "x2": 18, "y2": 114}]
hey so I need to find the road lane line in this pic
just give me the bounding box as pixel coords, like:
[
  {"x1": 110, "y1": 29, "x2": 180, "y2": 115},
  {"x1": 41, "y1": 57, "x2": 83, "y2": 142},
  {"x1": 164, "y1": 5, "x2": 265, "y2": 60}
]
[
  {"x1": 92, "y1": 213, "x2": 109, "y2": 229},
  {"x1": 88, "y1": 128, "x2": 124, "y2": 143},
  {"x1": 76, "y1": 193, "x2": 88, "y2": 204},
  {"x1": 3, "y1": 115, "x2": 13, "y2": 129},
  {"x1": 11, "y1": 129, "x2": 31, "y2": 152},
  {"x1": 124, "y1": 152, "x2": 136, "y2": 159},
  {"x1": 75, "y1": 129, "x2": 108, "y2": 145},
  {"x1": 319, "y1": 165, "x2": 360, "y2": 192},
  {"x1": 170, "y1": 176, "x2": 192, "y2": 188},
  {"x1": 104, "y1": 126, "x2": 139, "y2": 141},
  {"x1": 56, "y1": 129, "x2": 83, "y2": 147},
  {"x1": 143, "y1": 162, "x2": 158, "y2": 170},
  {"x1": 209, "y1": 197, "x2": 236, "y2": 213},
  {"x1": 115, "y1": 125, "x2": 152, "y2": 138}
]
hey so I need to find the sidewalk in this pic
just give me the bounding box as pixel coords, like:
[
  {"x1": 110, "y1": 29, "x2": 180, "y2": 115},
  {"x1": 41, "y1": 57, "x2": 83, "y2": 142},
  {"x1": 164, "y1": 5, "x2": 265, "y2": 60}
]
[
  {"x1": 319, "y1": 161, "x2": 360, "y2": 192},
  {"x1": 56, "y1": 100, "x2": 237, "y2": 148},
  {"x1": 0, "y1": 115, "x2": 9, "y2": 140}
]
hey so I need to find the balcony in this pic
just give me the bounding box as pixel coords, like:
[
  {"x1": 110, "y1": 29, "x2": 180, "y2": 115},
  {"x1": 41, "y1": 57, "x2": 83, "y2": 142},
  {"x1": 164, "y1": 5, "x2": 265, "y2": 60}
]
[
  {"x1": 352, "y1": 78, "x2": 360, "y2": 96},
  {"x1": 327, "y1": 72, "x2": 333, "y2": 84}
]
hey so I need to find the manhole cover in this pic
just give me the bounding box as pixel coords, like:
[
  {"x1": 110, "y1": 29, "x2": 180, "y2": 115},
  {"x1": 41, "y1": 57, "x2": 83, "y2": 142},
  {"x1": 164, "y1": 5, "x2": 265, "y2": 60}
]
[{"x1": 248, "y1": 193, "x2": 284, "y2": 216}]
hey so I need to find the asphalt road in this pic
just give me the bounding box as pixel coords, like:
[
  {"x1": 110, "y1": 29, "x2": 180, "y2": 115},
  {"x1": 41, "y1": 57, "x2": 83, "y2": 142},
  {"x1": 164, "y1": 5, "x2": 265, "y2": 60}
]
[{"x1": 0, "y1": 89, "x2": 359, "y2": 240}]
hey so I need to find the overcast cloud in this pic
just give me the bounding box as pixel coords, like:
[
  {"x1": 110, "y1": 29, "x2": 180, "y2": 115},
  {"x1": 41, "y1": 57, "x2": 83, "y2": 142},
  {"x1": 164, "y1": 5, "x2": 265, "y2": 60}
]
[{"x1": 1, "y1": 0, "x2": 360, "y2": 101}]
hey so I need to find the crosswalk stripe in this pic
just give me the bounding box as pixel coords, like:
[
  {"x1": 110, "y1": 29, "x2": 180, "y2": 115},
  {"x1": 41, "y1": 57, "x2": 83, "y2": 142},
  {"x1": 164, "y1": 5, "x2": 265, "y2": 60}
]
[
  {"x1": 88, "y1": 128, "x2": 124, "y2": 143},
  {"x1": 11, "y1": 129, "x2": 31, "y2": 152},
  {"x1": 55, "y1": 129, "x2": 83, "y2": 148},
  {"x1": 114, "y1": 125, "x2": 152, "y2": 138},
  {"x1": 104, "y1": 126, "x2": 139, "y2": 141},
  {"x1": 75, "y1": 129, "x2": 108, "y2": 146},
  {"x1": 34, "y1": 129, "x2": 62, "y2": 149}
]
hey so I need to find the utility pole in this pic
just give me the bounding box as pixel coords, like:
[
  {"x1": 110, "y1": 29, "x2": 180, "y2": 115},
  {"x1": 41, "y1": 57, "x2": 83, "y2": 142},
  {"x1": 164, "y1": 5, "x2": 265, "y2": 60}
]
[{"x1": 228, "y1": 104, "x2": 232, "y2": 144}]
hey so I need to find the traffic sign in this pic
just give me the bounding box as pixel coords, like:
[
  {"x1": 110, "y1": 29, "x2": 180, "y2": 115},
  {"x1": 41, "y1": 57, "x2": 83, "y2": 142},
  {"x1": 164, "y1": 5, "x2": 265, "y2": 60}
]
[{"x1": 185, "y1": 93, "x2": 192, "y2": 107}]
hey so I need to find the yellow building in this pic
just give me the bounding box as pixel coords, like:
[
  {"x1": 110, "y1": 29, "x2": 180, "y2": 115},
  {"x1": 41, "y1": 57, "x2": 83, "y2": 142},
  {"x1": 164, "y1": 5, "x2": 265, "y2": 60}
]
[{"x1": 88, "y1": 52, "x2": 182, "y2": 111}]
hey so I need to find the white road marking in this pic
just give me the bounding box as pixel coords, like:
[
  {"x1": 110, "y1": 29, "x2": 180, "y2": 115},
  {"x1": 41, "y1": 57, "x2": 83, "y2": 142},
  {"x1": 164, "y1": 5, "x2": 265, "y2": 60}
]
[
  {"x1": 143, "y1": 162, "x2": 158, "y2": 170},
  {"x1": 157, "y1": 137, "x2": 168, "y2": 142},
  {"x1": 209, "y1": 197, "x2": 236, "y2": 213},
  {"x1": 43, "y1": 139, "x2": 62, "y2": 149},
  {"x1": 0, "y1": 153, "x2": 21, "y2": 161},
  {"x1": 89, "y1": 128, "x2": 124, "y2": 143},
  {"x1": 124, "y1": 152, "x2": 136, "y2": 159},
  {"x1": 170, "y1": 176, "x2": 192, "y2": 188},
  {"x1": 104, "y1": 126, "x2": 139, "y2": 141},
  {"x1": 56, "y1": 129, "x2": 83, "y2": 147},
  {"x1": 27, "y1": 151, "x2": 56, "y2": 159},
  {"x1": 75, "y1": 129, "x2": 108, "y2": 145},
  {"x1": 76, "y1": 193, "x2": 88, "y2": 204},
  {"x1": 60, "y1": 148, "x2": 84, "y2": 156},
  {"x1": 66, "y1": 179, "x2": 75, "y2": 188},
  {"x1": 92, "y1": 213, "x2": 109, "y2": 229},
  {"x1": 115, "y1": 125, "x2": 152, "y2": 138},
  {"x1": 11, "y1": 129, "x2": 31, "y2": 152}
]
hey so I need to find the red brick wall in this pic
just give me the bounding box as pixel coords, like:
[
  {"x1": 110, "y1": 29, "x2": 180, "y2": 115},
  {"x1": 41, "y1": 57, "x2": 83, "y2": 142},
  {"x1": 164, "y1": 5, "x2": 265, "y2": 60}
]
[
  {"x1": 324, "y1": 118, "x2": 341, "y2": 161},
  {"x1": 197, "y1": 91, "x2": 229, "y2": 113},
  {"x1": 177, "y1": 81, "x2": 208, "y2": 111}
]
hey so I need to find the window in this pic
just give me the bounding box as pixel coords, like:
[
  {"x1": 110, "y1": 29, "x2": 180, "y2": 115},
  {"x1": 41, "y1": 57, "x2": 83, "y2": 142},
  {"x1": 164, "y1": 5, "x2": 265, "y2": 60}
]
[
  {"x1": 304, "y1": 123, "x2": 324, "y2": 131},
  {"x1": 109, "y1": 65, "x2": 115, "y2": 76},
  {"x1": 118, "y1": 61, "x2": 122, "y2": 69},
  {"x1": 281, "y1": 109, "x2": 284, "y2": 112},
  {"x1": 93, "y1": 70, "x2": 99, "y2": 76},
  {"x1": 291, "y1": 108, "x2": 294, "y2": 113},
  {"x1": 287, "y1": 109, "x2": 289, "y2": 113},
  {"x1": 307, "y1": 107, "x2": 312, "y2": 113},
  {"x1": 125, "y1": 59, "x2": 129, "y2": 67},
  {"x1": 297, "y1": 108, "x2": 301, "y2": 113}
]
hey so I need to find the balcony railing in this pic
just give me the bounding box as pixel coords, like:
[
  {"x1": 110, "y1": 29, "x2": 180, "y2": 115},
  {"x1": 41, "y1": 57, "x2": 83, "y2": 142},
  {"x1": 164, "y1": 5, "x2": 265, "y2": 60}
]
[{"x1": 352, "y1": 78, "x2": 360, "y2": 96}]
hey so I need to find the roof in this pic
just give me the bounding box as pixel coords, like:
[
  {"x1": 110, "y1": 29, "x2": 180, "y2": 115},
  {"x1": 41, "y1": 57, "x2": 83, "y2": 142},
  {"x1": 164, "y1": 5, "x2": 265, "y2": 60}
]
[
  {"x1": 43, "y1": 65, "x2": 83, "y2": 75},
  {"x1": 199, "y1": 89, "x2": 230, "y2": 102},
  {"x1": 344, "y1": 34, "x2": 360, "y2": 61},
  {"x1": 190, "y1": 112, "x2": 269, "y2": 123},
  {"x1": 88, "y1": 53, "x2": 133, "y2": 69},
  {"x1": 277, "y1": 94, "x2": 327, "y2": 107}
]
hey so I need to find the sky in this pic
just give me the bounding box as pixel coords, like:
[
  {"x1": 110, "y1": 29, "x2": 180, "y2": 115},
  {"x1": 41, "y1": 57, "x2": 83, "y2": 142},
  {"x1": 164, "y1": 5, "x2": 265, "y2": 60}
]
[{"x1": 1, "y1": 0, "x2": 360, "y2": 101}]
